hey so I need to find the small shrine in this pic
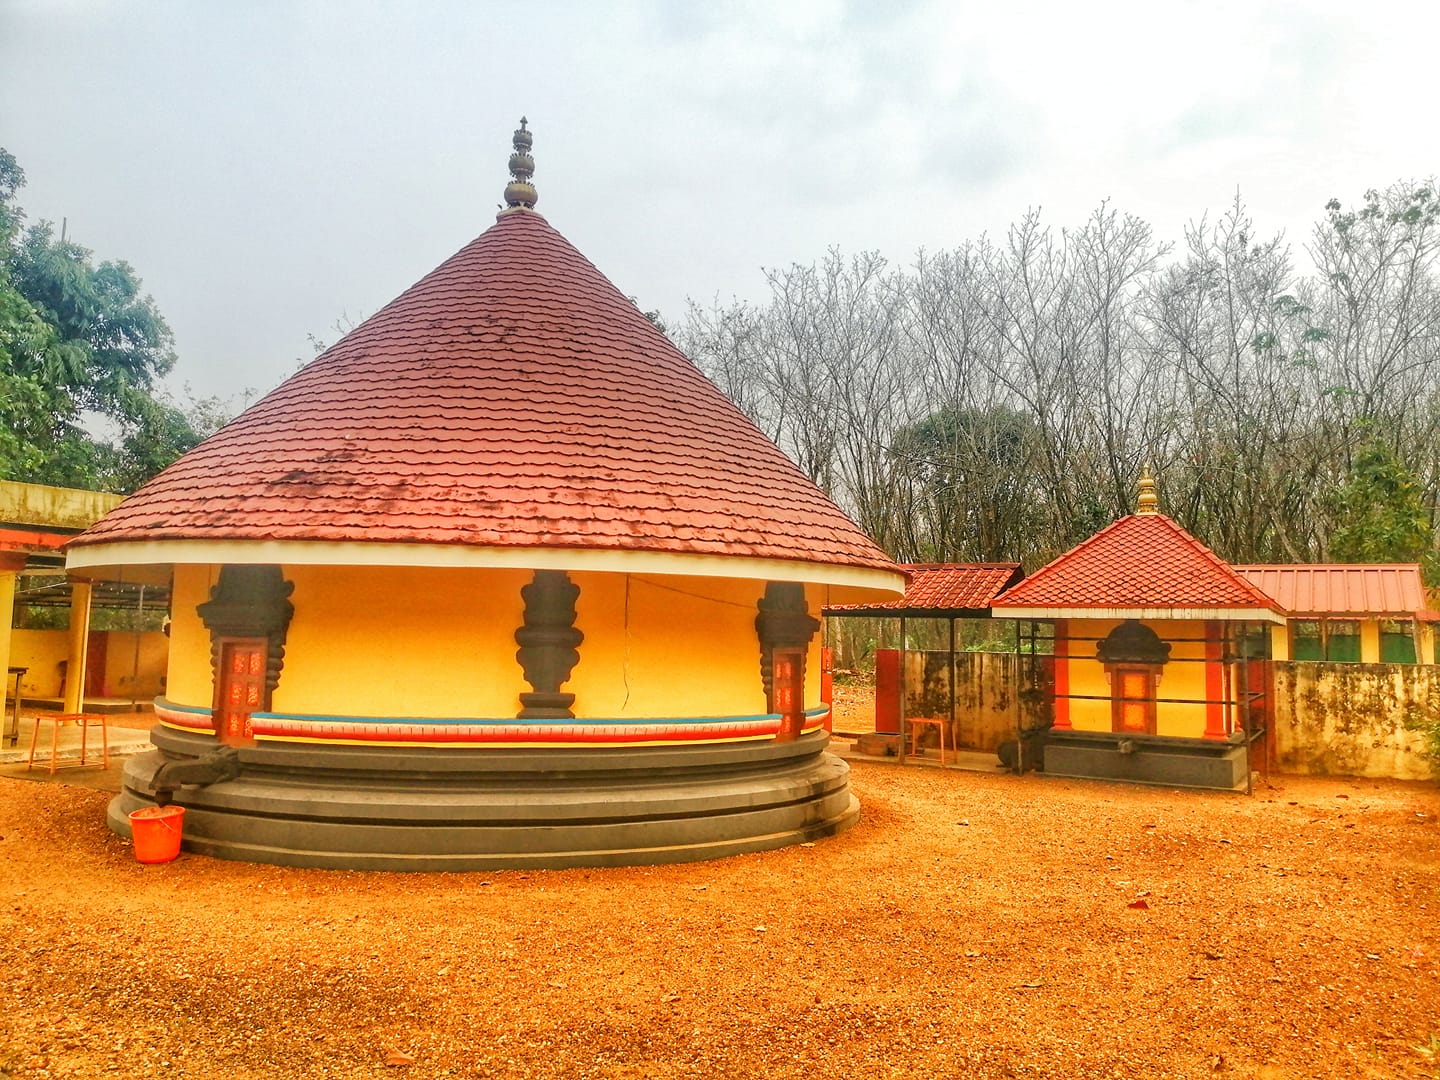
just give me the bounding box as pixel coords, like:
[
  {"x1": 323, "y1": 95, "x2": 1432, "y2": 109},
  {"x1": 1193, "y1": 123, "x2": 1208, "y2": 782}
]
[{"x1": 990, "y1": 469, "x2": 1285, "y2": 789}]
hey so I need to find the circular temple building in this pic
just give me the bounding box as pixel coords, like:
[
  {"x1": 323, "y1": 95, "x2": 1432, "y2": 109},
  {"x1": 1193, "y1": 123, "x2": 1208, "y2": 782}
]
[{"x1": 68, "y1": 121, "x2": 904, "y2": 869}]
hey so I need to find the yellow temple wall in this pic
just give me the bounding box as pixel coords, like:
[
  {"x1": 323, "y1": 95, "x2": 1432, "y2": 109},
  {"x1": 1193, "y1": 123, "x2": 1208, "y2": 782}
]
[
  {"x1": 275, "y1": 564, "x2": 530, "y2": 718},
  {"x1": 1060, "y1": 619, "x2": 1213, "y2": 738},
  {"x1": 167, "y1": 565, "x2": 220, "y2": 708},
  {"x1": 569, "y1": 572, "x2": 768, "y2": 718},
  {"x1": 167, "y1": 565, "x2": 824, "y2": 721}
]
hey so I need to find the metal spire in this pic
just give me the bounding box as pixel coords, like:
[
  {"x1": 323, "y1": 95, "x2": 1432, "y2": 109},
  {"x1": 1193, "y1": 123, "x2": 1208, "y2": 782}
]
[
  {"x1": 500, "y1": 116, "x2": 537, "y2": 216},
  {"x1": 1136, "y1": 463, "x2": 1160, "y2": 514}
]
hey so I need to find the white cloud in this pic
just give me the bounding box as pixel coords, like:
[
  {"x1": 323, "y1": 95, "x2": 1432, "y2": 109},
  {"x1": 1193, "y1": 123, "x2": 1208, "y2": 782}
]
[{"x1": 1, "y1": 0, "x2": 1436, "y2": 402}]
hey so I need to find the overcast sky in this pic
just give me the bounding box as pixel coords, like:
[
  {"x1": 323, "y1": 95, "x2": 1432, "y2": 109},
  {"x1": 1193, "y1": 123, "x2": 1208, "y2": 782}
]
[{"x1": 3, "y1": 0, "x2": 1437, "y2": 407}]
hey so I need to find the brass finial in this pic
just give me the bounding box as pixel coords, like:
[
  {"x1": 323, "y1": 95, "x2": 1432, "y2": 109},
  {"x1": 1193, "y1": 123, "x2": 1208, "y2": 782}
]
[
  {"x1": 1136, "y1": 463, "x2": 1159, "y2": 514},
  {"x1": 500, "y1": 116, "x2": 537, "y2": 216}
]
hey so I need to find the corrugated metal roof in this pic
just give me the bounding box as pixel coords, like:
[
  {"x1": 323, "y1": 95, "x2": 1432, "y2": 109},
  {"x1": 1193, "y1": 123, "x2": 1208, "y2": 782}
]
[
  {"x1": 1233, "y1": 564, "x2": 1432, "y2": 618},
  {"x1": 991, "y1": 514, "x2": 1283, "y2": 617},
  {"x1": 70, "y1": 208, "x2": 897, "y2": 575},
  {"x1": 824, "y1": 563, "x2": 1022, "y2": 616}
]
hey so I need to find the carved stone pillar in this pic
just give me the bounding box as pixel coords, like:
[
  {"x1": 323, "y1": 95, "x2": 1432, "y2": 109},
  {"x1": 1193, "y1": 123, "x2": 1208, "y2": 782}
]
[
  {"x1": 755, "y1": 582, "x2": 820, "y2": 711},
  {"x1": 197, "y1": 565, "x2": 295, "y2": 708},
  {"x1": 514, "y1": 570, "x2": 584, "y2": 719}
]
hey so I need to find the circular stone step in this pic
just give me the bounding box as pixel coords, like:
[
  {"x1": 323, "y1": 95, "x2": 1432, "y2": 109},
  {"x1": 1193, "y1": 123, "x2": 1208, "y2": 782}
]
[{"x1": 107, "y1": 726, "x2": 860, "y2": 870}]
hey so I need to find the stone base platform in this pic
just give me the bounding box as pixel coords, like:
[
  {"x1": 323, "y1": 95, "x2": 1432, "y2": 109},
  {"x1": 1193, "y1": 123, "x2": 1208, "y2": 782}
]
[
  {"x1": 108, "y1": 726, "x2": 860, "y2": 870},
  {"x1": 1042, "y1": 729, "x2": 1251, "y2": 791}
]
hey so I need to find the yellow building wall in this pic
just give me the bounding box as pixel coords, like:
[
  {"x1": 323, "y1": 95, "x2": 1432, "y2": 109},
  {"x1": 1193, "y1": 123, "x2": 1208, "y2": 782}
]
[
  {"x1": 1269, "y1": 624, "x2": 1290, "y2": 661},
  {"x1": 1061, "y1": 619, "x2": 1214, "y2": 739},
  {"x1": 8, "y1": 630, "x2": 70, "y2": 697},
  {"x1": 100, "y1": 632, "x2": 169, "y2": 698},
  {"x1": 7, "y1": 629, "x2": 166, "y2": 698},
  {"x1": 167, "y1": 565, "x2": 824, "y2": 722},
  {"x1": 1359, "y1": 620, "x2": 1381, "y2": 663}
]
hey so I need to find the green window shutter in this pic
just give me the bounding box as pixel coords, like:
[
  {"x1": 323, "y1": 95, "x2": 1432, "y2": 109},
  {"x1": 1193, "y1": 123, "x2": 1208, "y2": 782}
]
[
  {"x1": 1291, "y1": 621, "x2": 1322, "y2": 660},
  {"x1": 1380, "y1": 621, "x2": 1417, "y2": 664}
]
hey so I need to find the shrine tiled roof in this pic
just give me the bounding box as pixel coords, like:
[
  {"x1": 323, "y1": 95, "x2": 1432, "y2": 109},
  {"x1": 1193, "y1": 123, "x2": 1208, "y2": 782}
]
[
  {"x1": 991, "y1": 514, "x2": 1284, "y2": 621},
  {"x1": 824, "y1": 564, "x2": 1022, "y2": 616},
  {"x1": 70, "y1": 206, "x2": 896, "y2": 576},
  {"x1": 1234, "y1": 564, "x2": 1434, "y2": 619}
]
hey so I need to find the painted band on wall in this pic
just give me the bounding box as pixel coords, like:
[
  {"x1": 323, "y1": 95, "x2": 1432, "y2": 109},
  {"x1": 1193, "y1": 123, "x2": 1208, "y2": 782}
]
[{"x1": 153, "y1": 699, "x2": 830, "y2": 747}]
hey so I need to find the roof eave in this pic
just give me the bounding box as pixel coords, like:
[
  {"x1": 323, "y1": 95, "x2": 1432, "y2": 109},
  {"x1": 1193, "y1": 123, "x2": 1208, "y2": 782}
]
[
  {"x1": 822, "y1": 606, "x2": 997, "y2": 619},
  {"x1": 66, "y1": 537, "x2": 908, "y2": 596},
  {"x1": 989, "y1": 605, "x2": 1287, "y2": 625}
]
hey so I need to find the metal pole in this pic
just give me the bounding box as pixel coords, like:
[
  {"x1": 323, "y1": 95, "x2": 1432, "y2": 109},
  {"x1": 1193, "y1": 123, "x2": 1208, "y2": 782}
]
[
  {"x1": 948, "y1": 617, "x2": 957, "y2": 752},
  {"x1": 898, "y1": 615, "x2": 908, "y2": 765},
  {"x1": 1014, "y1": 620, "x2": 1023, "y2": 775},
  {"x1": 1239, "y1": 622, "x2": 1253, "y2": 796},
  {"x1": 129, "y1": 585, "x2": 145, "y2": 711}
]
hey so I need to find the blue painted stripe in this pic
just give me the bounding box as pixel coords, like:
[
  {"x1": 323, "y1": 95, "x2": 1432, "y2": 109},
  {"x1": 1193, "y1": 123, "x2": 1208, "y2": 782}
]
[{"x1": 155, "y1": 698, "x2": 211, "y2": 716}]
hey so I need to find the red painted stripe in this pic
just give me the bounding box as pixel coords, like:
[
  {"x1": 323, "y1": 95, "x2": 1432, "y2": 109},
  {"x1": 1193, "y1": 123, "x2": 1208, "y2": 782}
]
[
  {"x1": 249, "y1": 721, "x2": 783, "y2": 744},
  {"x1": 0, "y1": 526, "x2": 76, "y2": 552},
  {"x1": 1204, "y1": 621, "x2": 1226, "y2": 739}
]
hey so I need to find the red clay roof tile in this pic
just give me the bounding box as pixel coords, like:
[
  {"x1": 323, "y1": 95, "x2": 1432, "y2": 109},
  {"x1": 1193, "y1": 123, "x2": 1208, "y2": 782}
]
[
  {"x1": 71, "y1": 210, "x2": 895, "y2": 574},
  {"x1": 991, "y1": 514, "x2": 1283, "y2": 615},
  {"x1": 825, "y1": 563, "x2": 1022, "y2": 615}
]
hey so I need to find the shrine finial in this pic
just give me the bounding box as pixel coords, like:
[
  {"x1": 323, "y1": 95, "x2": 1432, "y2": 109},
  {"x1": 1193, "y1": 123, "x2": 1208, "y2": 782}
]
[
  {"x1": 1136, "y1": 463, "x2": 1159, "y2": 514},
  {"x1": 499, "y1": 117, "x2": 537, "y2": 217}
]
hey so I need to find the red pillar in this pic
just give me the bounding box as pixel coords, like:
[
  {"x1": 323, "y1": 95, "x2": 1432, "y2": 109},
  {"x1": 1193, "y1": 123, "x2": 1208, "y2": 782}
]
[{"x1": 1203, "y1": 620, "x2": 1227, "y2": 740}]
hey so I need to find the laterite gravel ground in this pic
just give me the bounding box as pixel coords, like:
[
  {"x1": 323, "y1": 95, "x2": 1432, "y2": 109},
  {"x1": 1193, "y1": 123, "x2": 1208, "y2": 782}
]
[{"x1": 1, "y1": 760, "x2": 1437, "y2": 1079}]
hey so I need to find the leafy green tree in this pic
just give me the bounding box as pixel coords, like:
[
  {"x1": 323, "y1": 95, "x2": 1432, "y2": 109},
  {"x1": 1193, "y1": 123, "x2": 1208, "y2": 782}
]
[
  {"x1": 1328, "y1": 441, "x2": 1438, "y2": 581},
  {"x1": 0, "y1": 147, "x2": 202, "y2": 492},
  {"x1": 889, "y1": 404, "x2": 1040, "y2": 562}
]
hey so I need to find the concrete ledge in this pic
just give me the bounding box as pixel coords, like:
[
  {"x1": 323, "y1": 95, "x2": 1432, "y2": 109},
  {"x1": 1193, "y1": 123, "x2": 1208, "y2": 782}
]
[
  {"x1": 107, "y1": 728, "x2": 861, "y2": 869},
  {"x1": 1043, "y1": 729, "x2": 1249, "y2": 791}
]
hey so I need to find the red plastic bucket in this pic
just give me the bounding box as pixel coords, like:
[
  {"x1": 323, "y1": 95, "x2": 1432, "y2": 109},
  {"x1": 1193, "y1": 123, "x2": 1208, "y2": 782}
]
[{"x1": 129, "y1": 805, "x2": 185, "y2": 864}]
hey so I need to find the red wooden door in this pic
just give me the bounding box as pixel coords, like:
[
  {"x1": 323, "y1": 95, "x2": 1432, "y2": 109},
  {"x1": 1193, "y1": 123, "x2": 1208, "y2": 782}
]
[
  {"x1": 85, "y1": 632, "x2": 108, "y2": 697},
  {"x1": 215, "y1": 638, "x2": 268, "y2": 745},
  {"x1": 1111, "y1": 666, "x2": 1157, "y2": 735},
  {"x1": 772, "y1": 647, "x2": 805, "y2": 740}
]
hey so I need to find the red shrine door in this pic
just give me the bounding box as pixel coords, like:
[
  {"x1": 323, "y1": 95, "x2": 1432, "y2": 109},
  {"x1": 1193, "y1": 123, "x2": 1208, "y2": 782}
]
[
  {"x1": 1111, "y1": 665, "x2": 1158, "y2": 735},
  {"x1": 772, "y1": 647, "x2": 806, "y2": 741},
  {"x1": 214, "y1": 637, "x2": 267, "y2": 745}
]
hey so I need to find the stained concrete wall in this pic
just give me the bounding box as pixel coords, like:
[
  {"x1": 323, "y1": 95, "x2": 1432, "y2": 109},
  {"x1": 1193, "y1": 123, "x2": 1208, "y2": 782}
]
[
  {"x1": 903, "y1": 650, "x2": 1053, "y2": 752},
  {"x1": 0, "y1": 480, "x2": 122, "y2": 531},
  {"x1": 1270, "y1": 661, "x2": 1437, "y2": 781},
  {"x1": 906, "y1": 652, "x2": 1439, "y2": 780}
]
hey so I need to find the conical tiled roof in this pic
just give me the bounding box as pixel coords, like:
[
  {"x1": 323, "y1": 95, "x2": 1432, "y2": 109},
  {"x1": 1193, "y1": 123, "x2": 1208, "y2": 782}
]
[
  {"x1": 991, "y1": 514, "x2": 1284, "y2": 621},
  {"x1": 70, "y1": 208, "x2": 897, "y2": 577}
]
